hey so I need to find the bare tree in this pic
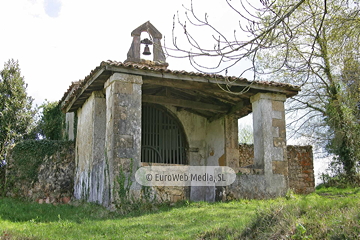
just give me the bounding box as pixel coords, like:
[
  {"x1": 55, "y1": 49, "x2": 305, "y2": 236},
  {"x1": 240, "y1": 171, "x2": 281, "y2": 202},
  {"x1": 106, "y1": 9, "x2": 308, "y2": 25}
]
[
  {"x1": 166, "y1": 0, "x2": 360, "y2": 178},
  {"x1": 165, "y1": 0, "x2": 309, "y2": 79}
]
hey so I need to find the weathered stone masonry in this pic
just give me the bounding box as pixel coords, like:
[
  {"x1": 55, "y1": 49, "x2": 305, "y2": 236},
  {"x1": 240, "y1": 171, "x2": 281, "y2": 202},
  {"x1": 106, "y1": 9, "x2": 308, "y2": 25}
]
[
  {"x1": 225, "y1": 93, "x2": 290, "y2": 200},
  {"x1": 6, "y1": 142, "x2": 314, "y2": 202},
  {"x1": 104, "y1": 73, "x2": 143, "y2": 204},
  {"x1": 74, "y1": 91, "x2": 108, "y2": 205},
  {"x1": 7, "y1": 141, "x2": 74, "y2": 204},
  {"x1": 238, "y1": 144, "x2": 315, "y2": 194},
  {"x1": 287, "y1": 145, "x2": 315, "y2": 194}
]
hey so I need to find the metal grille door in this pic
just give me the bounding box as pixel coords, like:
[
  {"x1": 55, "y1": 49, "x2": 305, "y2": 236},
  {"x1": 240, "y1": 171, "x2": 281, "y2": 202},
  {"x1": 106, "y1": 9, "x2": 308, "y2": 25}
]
[{"x1": 141, "y1": 105, "x2": 187, "y2": 164}]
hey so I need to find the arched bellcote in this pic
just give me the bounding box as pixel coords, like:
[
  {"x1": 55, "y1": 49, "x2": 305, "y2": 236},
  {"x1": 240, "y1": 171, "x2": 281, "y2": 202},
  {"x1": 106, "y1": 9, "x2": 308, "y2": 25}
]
[{"x1": 125, "y1": 21, "x2": 168, "y2": 69}]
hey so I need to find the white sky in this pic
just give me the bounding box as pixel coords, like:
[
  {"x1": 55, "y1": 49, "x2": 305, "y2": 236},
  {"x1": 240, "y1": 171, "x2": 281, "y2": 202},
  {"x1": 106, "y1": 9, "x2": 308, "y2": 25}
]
[{"x1": 0, "y1": 0, "x2": 245, "y2": 107}]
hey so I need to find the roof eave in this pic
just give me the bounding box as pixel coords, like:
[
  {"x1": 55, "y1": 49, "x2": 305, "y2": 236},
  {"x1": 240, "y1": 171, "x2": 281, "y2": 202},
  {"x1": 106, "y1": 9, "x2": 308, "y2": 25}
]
[
  {"x1": 105, "y1": 64, "x2": 300, "y2": 97},
  {"x1": 60, "y1": 61, "x2": 300, "y2": 113},
  {"x1": 61, "y1": 66, "x2": 106, "y2": 113}
]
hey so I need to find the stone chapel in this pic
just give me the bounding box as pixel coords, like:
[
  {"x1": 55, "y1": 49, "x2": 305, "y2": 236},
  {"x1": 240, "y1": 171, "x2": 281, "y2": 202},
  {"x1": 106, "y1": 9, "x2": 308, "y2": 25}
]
[{"x1": 60, "y1": 21, "x2": 314, "y2": 207}]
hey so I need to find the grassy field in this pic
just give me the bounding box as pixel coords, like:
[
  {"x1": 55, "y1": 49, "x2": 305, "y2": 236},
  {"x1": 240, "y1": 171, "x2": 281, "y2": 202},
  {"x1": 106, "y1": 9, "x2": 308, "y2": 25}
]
[{"x1": 0, "y1": 187, "x2": 359, "y2": 239}]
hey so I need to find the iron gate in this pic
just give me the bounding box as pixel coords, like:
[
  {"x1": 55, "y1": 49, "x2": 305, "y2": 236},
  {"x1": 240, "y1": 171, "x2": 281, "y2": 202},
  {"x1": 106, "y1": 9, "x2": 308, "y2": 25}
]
[{"x1": 141, "y1": 104, "x2": 187, "y2": 164}]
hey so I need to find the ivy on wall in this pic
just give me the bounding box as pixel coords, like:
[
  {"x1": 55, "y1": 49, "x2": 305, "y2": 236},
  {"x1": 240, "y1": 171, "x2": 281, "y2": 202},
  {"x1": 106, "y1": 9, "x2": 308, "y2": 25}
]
[{"x1": 8, "y1": 140, "x2": 74, "y2": 185}]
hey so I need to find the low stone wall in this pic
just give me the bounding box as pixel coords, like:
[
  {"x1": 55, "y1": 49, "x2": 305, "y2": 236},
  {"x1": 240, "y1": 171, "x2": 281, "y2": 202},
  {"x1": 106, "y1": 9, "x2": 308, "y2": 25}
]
[
  {"x1": 238, "y1": 144, "x2": 315, "y2": 194},
  {"x1": 152, "y1": 186, "x2": 188, "y2": 202},
  {"x1": 287, "y1": 145, "x2": 315, "y2": 194},
  {"x1": 238, "y1": 144, "x2": 254, "y2": 167},
  {"x1": 127, "y1": 185, "x2": 189, "y2": 203},
  {"x1": 5, "y1": 141, "x2": 314, "y2": 204},
  {"x1": 6, "y1": 140, "x2": 75, "y2": 204}
]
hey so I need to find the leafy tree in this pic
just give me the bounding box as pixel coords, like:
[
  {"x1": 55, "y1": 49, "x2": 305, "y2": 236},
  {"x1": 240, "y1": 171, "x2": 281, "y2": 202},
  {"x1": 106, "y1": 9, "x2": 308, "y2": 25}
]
[
  {"x1": 0, "y1": 59, "x2": 36, "y2": 161},
  {"x1": 324, "y1": 58, "x2": 360, "y2": 179},
  {"x1": 37, "y1": 100, "x2": 65, "y2": 140},
  {"x1": 238, "y1": 124, "x2": 253, "y2": 144},
  {"x1": 255, "y1": 0, "x2": 360, "y2": 178},
  {"x1": 170, "y1": 0, "x2": 360, "y2": 179}
]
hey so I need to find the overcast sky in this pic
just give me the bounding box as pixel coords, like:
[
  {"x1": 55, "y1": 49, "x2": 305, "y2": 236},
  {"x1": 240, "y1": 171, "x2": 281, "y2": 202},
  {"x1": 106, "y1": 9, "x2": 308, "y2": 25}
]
[{"x1": 0, "y1": 0, "x2": 243, "y2": 107}]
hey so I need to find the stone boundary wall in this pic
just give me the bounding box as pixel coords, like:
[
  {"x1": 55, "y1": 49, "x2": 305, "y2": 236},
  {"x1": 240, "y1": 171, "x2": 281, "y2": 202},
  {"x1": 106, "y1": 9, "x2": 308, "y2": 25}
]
[
  {"x1": 239, "y1": 144, "x2": 254, "y2": 167},
  {"x1": 5, "y1": 141, "x2": 313, "y2": 204},
  {"x1": 287, "y1": 145, "x2": 315, "y2": 194},
  {"x1": 238, "y1": 144, "x2": 315, "y2": 194},
  {"x1": 6, "y1": 142, "x2": 75, "y2": 204}
]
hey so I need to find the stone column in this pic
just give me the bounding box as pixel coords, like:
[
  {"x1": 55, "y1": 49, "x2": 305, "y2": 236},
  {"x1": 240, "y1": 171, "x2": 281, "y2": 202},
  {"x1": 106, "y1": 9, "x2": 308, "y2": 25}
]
[
  {"x1": 89, "y1": 91, "x2": 106, "y2": 204},
  {"x1": 104, "y1": 73, "x2": 142, "y2": 205},
  {"x1": 250, "y1": 93, "x2": 287, "y2": 176},
  {"x1": 65, "y1": 112, "x2": 75, "y2": 141},
  {"x1": 224, "y1": 114, "x2": 239, "y2": 171},
  {"x1": 74, "y1": 91, "x2": 106, "y2": 203}
]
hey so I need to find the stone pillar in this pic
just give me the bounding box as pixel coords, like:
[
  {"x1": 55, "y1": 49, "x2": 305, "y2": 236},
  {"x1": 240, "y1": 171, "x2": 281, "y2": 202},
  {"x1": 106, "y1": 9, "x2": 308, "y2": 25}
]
[
  {"x1": 104, "y1": 73, "x2": 142, "y2": 205},
  {"x1": 65, "y1": 112, "x2": 75, "y2": 141},
  {"x1": 88, "y1": 91, "x2": 107, "y2": 204},
  {"x1": 74, "y1": 91, "x2": 106, "y2": 202},
  {"x1": 224, "y1": 114, "x2": 239, "y2": 171},
  {"x1": 250, "y1": 93, "x2": 287, "y2": 176}
]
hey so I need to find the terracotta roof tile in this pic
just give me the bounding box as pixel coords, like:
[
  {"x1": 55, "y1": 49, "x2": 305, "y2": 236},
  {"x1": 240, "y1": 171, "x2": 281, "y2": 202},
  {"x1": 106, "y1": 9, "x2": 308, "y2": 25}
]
[
  {"x1": 59, "y1": 60, "x2": 300, "y2": 111},
  {"x1": 101, "y1": 60, "x2": 300, "y2": 90}
]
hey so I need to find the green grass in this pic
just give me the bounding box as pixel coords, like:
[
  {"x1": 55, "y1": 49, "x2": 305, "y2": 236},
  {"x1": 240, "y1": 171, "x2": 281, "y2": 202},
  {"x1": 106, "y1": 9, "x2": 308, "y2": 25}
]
[{"x1": 1, "y1": 188, "x2": 360, "y2": 239}]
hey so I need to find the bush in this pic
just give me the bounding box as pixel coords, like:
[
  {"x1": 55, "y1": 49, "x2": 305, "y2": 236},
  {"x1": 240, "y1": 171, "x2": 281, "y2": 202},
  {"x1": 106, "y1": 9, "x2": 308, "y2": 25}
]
[
  {"x1": 37, "y1": 101, "x2": 66, "y2": 140},
  {"x1": 5, "y1": 140, "x2": 74, "y2": 197}
]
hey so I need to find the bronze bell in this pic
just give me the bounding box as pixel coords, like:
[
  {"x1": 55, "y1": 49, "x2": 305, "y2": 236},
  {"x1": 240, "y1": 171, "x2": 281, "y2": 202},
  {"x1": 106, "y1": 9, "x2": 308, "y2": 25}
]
[
  {"x1": 141, "y1": 38, "x2": 153, "y2": 56},
  {"x1": 143, "y1": 44, "x2": 151, "y2": 55}
]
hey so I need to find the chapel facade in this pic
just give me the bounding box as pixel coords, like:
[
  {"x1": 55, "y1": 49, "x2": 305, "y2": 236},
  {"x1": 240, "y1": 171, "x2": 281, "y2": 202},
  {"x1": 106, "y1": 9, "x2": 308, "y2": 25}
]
[{"x1": 60, "y1": 21, "x2": 313, "y2": 207}]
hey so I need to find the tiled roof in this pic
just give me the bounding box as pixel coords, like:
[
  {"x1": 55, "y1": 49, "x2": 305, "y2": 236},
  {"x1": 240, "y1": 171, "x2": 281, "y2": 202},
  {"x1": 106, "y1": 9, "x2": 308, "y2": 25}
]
[
  {"x1": 59, "y1": 60, "x2": 300, "y2": 112},
  {"x1": 101, "y1": 60, "x2": 300, "y2": 90}
]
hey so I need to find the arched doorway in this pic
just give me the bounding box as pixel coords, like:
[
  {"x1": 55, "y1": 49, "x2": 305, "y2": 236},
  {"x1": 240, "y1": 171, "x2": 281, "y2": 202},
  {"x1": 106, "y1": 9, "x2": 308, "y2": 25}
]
[{"x1": 141, "y1": 104, "x2": 188, "y2": 164}]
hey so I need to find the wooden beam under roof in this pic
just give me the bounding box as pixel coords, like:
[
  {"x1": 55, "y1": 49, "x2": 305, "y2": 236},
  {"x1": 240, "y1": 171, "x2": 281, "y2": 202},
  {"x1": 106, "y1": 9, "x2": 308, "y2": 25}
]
[
  {"x1": 142, "y1": 95, "x2": 229, "y2": 113},
  {"x1": 107, "y1": 65, "x2": 299, "y2": 96},
  {"x1": 143, "y1": 77, "x2": 213, "y2": 90}
]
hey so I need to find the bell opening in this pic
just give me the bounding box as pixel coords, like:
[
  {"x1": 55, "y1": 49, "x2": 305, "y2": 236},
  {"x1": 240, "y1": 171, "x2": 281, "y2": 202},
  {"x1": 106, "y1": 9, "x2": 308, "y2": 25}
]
[{"x1": 140, "y1": 32, "x2": 153, "y2": 60}]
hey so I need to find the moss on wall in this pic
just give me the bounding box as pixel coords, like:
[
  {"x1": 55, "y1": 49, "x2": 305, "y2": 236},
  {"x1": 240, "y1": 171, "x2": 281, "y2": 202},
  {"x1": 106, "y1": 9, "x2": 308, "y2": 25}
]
[{"x1": 6, "y1": 140, "x2": 75, "y2": 201}]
